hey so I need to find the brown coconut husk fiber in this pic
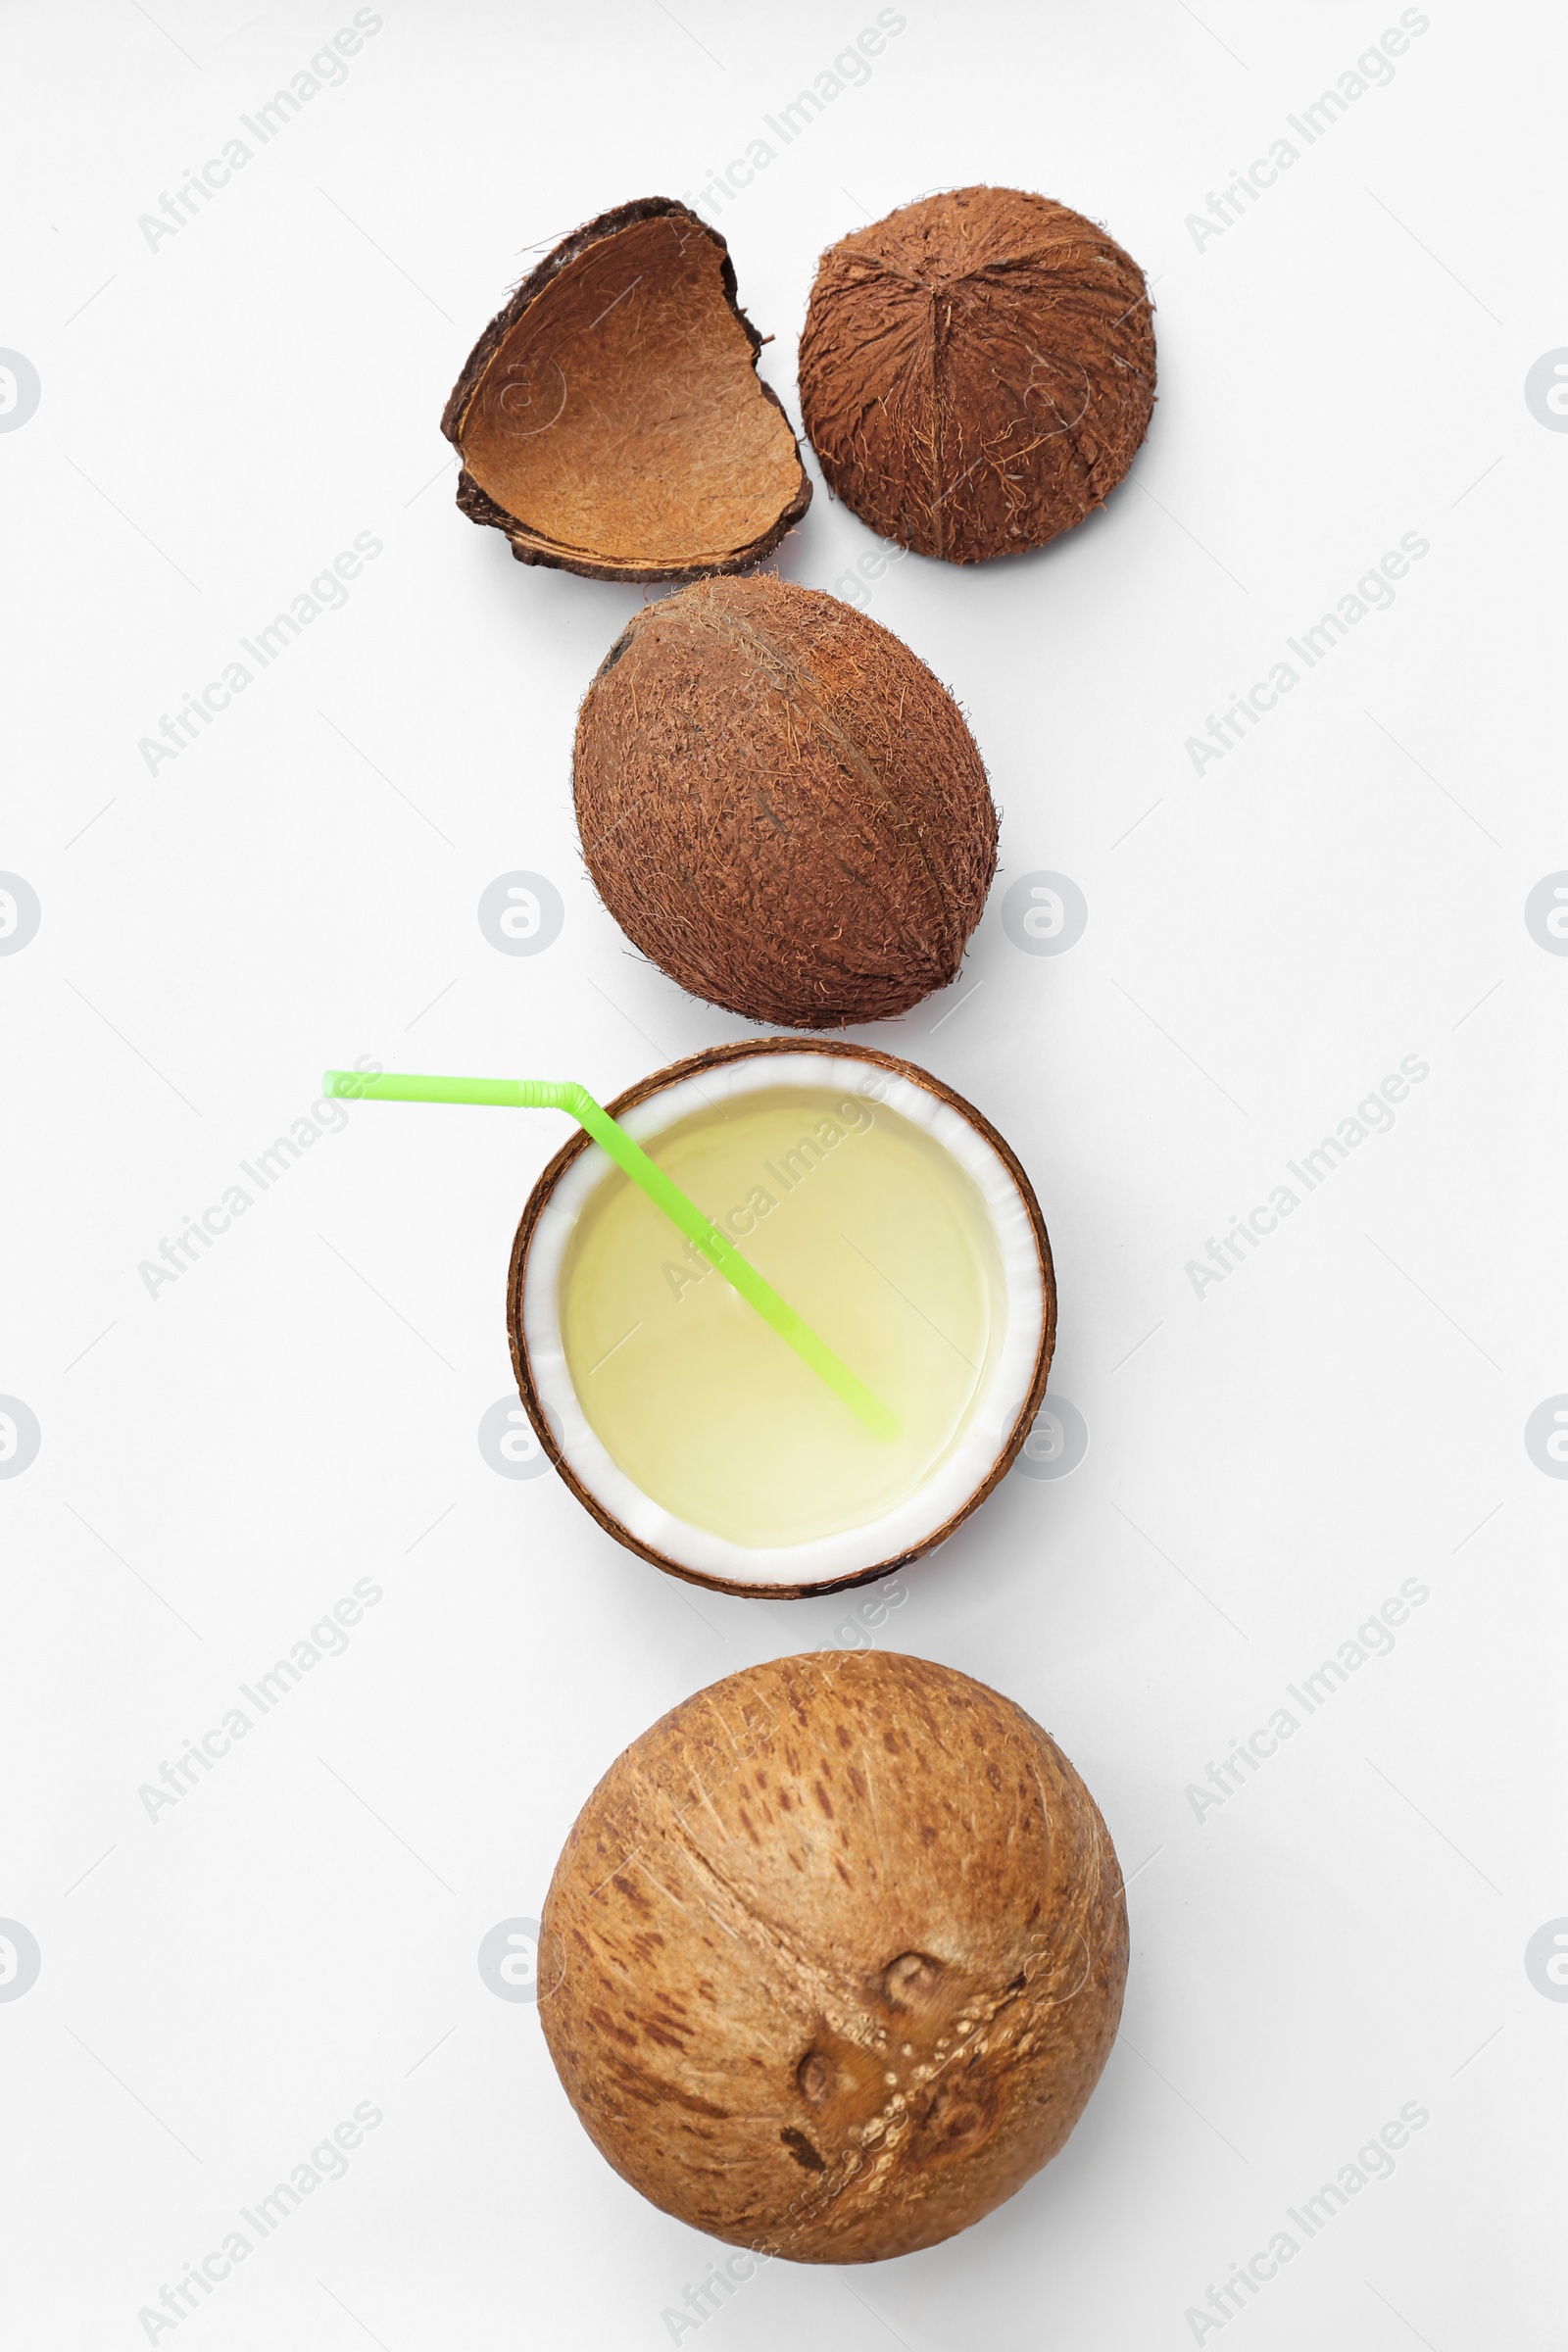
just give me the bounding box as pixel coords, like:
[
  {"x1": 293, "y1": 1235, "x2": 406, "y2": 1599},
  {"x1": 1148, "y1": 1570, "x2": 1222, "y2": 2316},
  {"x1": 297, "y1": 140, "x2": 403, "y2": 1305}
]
[
  {"x1": 507, "y1": 1037, "x2": 1054, "y2": 1598},
  {"x1": 441, "y1": 198, "x2": 811, "y2": 583},
  {"x1": 573, "y1": 575, "x2": 997, "y2": 1028},
  {"x1": 799, "y1": 185, "x2": 1155, "y2": 564},
  {"x1": 538, "y1": 1648, "x2": 1127, "y2": 2260}
]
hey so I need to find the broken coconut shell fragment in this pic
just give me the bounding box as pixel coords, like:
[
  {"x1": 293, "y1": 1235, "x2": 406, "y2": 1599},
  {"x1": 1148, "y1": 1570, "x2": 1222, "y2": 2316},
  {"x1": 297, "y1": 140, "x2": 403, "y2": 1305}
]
[
  {"x1": 537, "y1": 1648, "x2": 1127, "y2": 2261},
  {"x1": 440, "y1": 198, "x2": 810, "y2": 583},
  {"x1": 799, "y1": 185, "x2": 1156, "y2": 564},
  {"x1": 573, "y1": 575, "x2": 998, "y2": 1027}
]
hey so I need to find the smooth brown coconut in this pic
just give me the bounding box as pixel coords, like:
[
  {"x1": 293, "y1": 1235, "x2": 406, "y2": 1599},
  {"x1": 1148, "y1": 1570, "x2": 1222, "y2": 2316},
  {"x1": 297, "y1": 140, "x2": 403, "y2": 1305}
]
[
  {"x1": 573, "y1": 576, "x2": 997, "y2": 1027},
  {"x1": 799, "y1": 186, "x2": 1156, "y2": 564},
  {"x1": 538, "y1": 1649, "x2": 1126, "y2": 2262},
  {"x1": 441, "y1": 198, "x2": 810, "y2": 583}
]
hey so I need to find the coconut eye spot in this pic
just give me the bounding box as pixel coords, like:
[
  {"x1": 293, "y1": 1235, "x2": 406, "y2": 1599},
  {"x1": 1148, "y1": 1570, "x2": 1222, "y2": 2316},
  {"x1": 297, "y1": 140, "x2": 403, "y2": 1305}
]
[
  {"x1": 779, "y1": 2127, "x2": 827, "y2": 2172},
  {"x1": 797, "y1": 2051, "x2": 834, "y2": 2105},
  {"x1": 911, "y1": 2073, "x2": 1000, "y2": 2161},
  {"x1": 880, "y1": 1952, "x2": 943, "y2": 2008}
]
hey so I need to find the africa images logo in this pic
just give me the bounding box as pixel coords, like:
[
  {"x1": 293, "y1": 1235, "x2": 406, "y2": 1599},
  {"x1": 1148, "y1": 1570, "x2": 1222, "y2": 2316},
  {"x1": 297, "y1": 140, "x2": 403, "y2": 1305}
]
[
  {"x1": 0, "y1": 1921, "x2": 42, "y2": 2001},
  {"x1": 0, "y1": 873, "x2": 41, "y2": 954},
  {"x1": 1524, "y1": 873, "x2": 1568, "y2": 953},
  {"x1": 1524, "y1": 1920, "x2": 1568, "y2": 2001},
  {"x1": 0, "y1": 1397, "x2": 42, "y2": 1479},
  {"x1": 478, "y1": 1917, "x2": 564, "y2": 2004},
  {"x1": 477, "y1": 872, "x2": 564, "y2": 956},
  {"x1": 1524, "y1": 351, "x2": 1568, "y2": 432},
  {"x1": 477, "y1": 1398, "x2": 557, "y2": 1479},
  {"x1": 0, "y1": 352, "x2": 41, "y2": 432},
  {"x1": 1524, "y1": 1397, "x2": 1568, "y2": 1479},
  {"x1": 1015, "y1": 1397, "x2": 1089, "y2": 1481},
  {"x1": 1002, "y1": 871, "x2": 1088, "y2": 956}
]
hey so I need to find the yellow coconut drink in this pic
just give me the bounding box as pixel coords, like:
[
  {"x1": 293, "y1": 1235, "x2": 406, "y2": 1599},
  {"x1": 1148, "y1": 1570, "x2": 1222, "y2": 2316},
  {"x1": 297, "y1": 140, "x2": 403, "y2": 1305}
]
[{"x1": 508, "y1": 1041, "x2": 1054, "y2": 1596}]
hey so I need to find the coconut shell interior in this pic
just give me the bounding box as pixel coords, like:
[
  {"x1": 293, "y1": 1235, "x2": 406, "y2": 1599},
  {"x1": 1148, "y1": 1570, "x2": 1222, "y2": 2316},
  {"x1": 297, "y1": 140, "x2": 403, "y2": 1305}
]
[
  {"x1": 799, "y1": 185, "x2": 1156, "y2": 563},
  {"x1": 573, "y1": 575, "x2": 998, "y2": 1029},
  {"x1": 442, "y1": 198, "x2": 811, "y2": 583},
  {"x1": 506, "y1": 1038, "x2": 1054, "y2": 1599},
  {"x1": 539, "y1": 1649, "x2": 1127, "y2": 2260}
]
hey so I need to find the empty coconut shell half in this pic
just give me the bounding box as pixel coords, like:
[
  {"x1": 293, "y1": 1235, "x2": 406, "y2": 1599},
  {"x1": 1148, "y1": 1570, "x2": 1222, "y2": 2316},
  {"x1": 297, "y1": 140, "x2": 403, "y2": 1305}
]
[
  {"x1": 574, "y1": 574, "x2": 998, "y2": 1028},
  {"x1": 799, "y1": 185, "x2": 1156, "y2": 563},
  {"x1": 538, "y1": 1649, "x2": 1128, "y2": 2260},
  {"x1": 508, "y1": 1038, "x2": 1054, "y2": 1598},
  {"x1": 441, "y1": 198, "x2": 811, "y2": 582}
]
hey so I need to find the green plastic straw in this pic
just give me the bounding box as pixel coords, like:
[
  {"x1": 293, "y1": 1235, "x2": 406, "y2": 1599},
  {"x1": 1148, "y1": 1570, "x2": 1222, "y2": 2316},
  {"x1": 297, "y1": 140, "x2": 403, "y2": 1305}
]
[{"x1": 321, "y1": 1068, "x2": 897, "y2": 1440}]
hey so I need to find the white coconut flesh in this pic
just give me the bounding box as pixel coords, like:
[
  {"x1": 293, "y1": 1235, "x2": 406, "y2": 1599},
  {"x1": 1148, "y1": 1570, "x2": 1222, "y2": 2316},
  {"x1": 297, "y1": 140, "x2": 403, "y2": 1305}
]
[{"x1": 520, "y1": 1053, "x2": 1046, "y2": 1589}]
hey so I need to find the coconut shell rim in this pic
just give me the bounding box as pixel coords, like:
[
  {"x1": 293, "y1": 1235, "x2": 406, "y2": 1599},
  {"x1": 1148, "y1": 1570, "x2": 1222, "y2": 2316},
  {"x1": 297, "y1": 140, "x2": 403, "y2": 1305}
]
[
  {"x1": 442, "y1": 195, "x2": 812, "y2": 586},
  {"x1": 506, "y1": 1036, "x2": 1055, "y2": 1599}
]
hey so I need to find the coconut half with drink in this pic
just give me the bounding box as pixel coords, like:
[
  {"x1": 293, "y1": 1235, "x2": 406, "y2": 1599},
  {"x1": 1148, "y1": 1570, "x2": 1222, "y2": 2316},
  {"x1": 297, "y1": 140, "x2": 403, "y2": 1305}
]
[{"x1": 508, "y1": 1039, "x2": 1054, "y2": 1597}]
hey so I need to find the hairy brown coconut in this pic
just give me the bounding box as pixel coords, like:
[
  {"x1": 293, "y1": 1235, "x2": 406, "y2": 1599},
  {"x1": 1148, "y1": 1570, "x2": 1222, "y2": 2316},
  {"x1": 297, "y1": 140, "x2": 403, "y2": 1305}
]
[
  {"x1": 573, "y1": 575, "x2": 997, "y2": 1027},
  {"x1": 538, "y1": 1649, "x2": 1126, "y2": 2262},
  {"x1": 799, "y1": 186, "x2": 1156, "y2": 564},
  {"x1": 441, "y1": 198, "x2": 810, "y2": 583}
]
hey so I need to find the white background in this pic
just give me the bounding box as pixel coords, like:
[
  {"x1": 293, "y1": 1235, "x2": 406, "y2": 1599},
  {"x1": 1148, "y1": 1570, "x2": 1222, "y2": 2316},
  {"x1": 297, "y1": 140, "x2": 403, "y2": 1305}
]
[{"x1": 3, "y1": 3, "x2": 1565, "y2": 2346}]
